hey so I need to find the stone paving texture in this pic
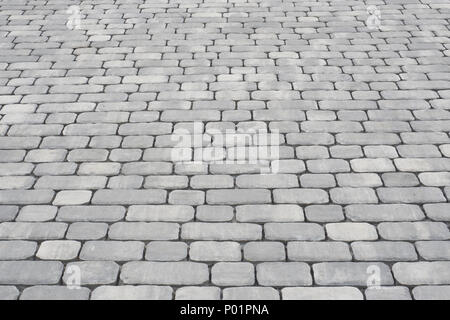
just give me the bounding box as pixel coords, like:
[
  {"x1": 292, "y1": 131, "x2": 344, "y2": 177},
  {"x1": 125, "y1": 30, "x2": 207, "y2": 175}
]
[{"x1": 0, "y1": 0, "x2": 449, "y2": 300}]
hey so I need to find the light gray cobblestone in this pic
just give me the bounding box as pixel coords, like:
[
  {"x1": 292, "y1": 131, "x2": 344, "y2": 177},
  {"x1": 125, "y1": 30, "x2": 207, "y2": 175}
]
[
  {"x1": 282, "y1": 287, "x2": 363, "y2": 300},
  {"x1": 20, "y1": 286, "x2": 90, "y2": 300},
  {"x1": 92, "y1": 286, "x2": 172, "y2": 300}
]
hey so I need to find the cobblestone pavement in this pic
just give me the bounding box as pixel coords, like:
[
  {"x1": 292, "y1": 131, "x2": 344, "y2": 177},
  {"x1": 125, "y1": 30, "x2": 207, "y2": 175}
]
[{"x1": 0, "y1": 0, "x2": 449, "y2": 300}]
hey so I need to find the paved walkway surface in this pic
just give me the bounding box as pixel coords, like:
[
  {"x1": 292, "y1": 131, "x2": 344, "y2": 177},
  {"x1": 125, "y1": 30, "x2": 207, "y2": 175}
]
[{"x1": 0, "y1": 0, "x2": 449, "y2": 300}]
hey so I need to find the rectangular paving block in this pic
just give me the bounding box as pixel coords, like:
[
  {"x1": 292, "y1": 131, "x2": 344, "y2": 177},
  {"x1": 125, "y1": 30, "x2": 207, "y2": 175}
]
[
  {"x1": 257, "y1": 262, "x2": 312, "y2": 286},
  {"x1": 92, "y1": 190, "x2": 167, "y2": 205},
  {"x1": 0, "y1": 261, "x2": 63, "y2": 285},
  {"x1": 120, "y1": 262, "x2": 209, "y2": 285},
  {"x1": 1, "y1": 0, "x2": 450, "y2": 299},
  {"x1": 63, "y1": 261, "x2": 119, "y2": 285},
  {"x1": 313, "y1": 262, "x2": 394, "y2": 286},
  {"x1": 181, "y1": 222, "x2": 262, "y2": 241},
  {"x1": 0, "y1": 222, "x2": 67, "y2": 240},
  {"x1": 206, "y1": 189, "x2": 271, "y2": 205},
  {"x1": 236, "y1": 205, "x2": 304, "y2": 222},
  {"x1": 0, "y1": 190, "x2": 54, "y2": 205},
  {"x1": 393, "y1": 262, "x2": 450, "y2": 285},
  {"x1": 282, "y1": 287, "x2": 363, "y2": 300},
  {"x1": 109, "y1": 222, "x2": 179, "y2": 240},
  {"x1": 80, "y1": 241, "x2": 144, "y2": 261},
  {"x1": 287, "y1": 242, "x2": 352, "y2": 262}
]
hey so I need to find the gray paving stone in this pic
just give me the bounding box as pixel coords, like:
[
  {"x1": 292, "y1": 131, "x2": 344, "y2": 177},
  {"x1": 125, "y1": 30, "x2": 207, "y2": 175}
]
[
  {"x1": 273, "y1": 189, "x2": 329, "y2": 204},
  {"x1": 236, "y1": 174, "x2": 299, "y2": 188},
  {"x1": 37, "y1": 240, "x2": 81, "y2": 260},
  {"x1": 182, "y1": 223, "x2": 261, "y2": 241},
  {"x1": 395, "y1": 158, "x2": 450, "y2": 172},
  {"x1": 92, "y1": 285, "x2": 172, "y2": 300},
  {"x1": 416, "y1": 241, "x2": 450, "y2": 260},
  {"x1": 352, "y1": 241, "x2": 417, "y2": 261},
  {"x1": 365, "y1": 287, "x2": 412, "y2": 300},
  {"x1": 0, "y1": 206, "x2": 18, "y2": 222},
  {"x1": 190, "y1": 241, "x2": 241, "y2": 262},
  {"x1": 236, "y1": 205, "x2": 303, "y2": 222},
  {"x1": 413, "y1": 286, "x2": 450, "y2": 300},
  {"x1": 223, "y1": 287, "x2": 279, "y2": 300},
  {"x1": 305, "y1": 205, "x2": 344, "y2": 222},
  {"x1": 244, "y1": 242, "x2": 285, "y2": 262},
  {"x1": 378, "y1": 222, "x2": 450, "y2": 240},
  {"x1": 326, "y1": 223, "x2": 378, "y2": 241},
  {"x1": 282, "y1": 287, "x2": 363, "y2": 300},
  {"x1": 109, "y1": 222, "x2": 179, "y2": 241},
  {"x1": 257, "y1": 262, "x2": 312, "y2": 286},
  {"x1": 169, "y1": 190, "x2": 204, "y2": 205},
  {"x1": 377, "y1": 187, "x2": 446, "y2": 203},
  {"x1": 206, "y1": 189, "x2": 271, "y2": 205},
  {"x1": 313, "y1": 262, "x2": 394, "y2": 286},
  {"x1": 92, "y1": 190, "x2": 167, "y2": 205},
  {"x1": 423, "y1": 203, "x2": 450, "y2": 221},
  {"x1": 0, "y1": 190, "x2": 54, "y2": 205},
  {"x1": 336, "y1": 173, "x2": 382, "y2": 187},
  {"x1": 0, "y1": 222, "x2": 67, "y2": 240},
  {"x1": 176, "y1": 287, "x2": 220, "y2": 300},
  {"x1": 80, "y1": 241, "x2": 144, "y2": 261},
  {"x1": 300, "y1": 174, "x2": 336, "y2": 188},
  {"x1": 16, "y1": 206, "x2": 57, "y2": 222},
  {"x1": 212, "y1": 262, "x2": 255, "y2": 286},
  {"x1": 265, "y1": 223, "x2": 325, "y2": 241},
  {"x1": 288, "y1": 242, "x2": 351, "y2": 262},
  {"x1": 145, "y1": 242, "x2": 188, "y2": 261},
  {"x1": 1, "y1": 0, "x2": 450, "y2": 298},
  {"x1": 346, "y1": 204, "x2": 425, "y2": 222},
  {"x1": 63, "y1": 261, "x2": 119, "y2": 285},
  {"x1": 0, "y1": 241, "x2": 37, "y2": 260},
  {"x1": 53, "y1": 191, "x2": 92, "y2": 206},
  {"x1": 127, "y1": 205, "x2": 194, "y2": 222},
  {"x1": 57, "y1": 206, "x2": 125, "y2": 222},
  {"x1": 0, "y1": 286, "x2": 19, "y2": 300},
  {"x1": 66, "y1": 222, "x2": 108, "y2": 240},
  {"x1": 196, "y1": 205, "x2": 234, "y2": 222},
  {"x1": 330, "y1": 188, "x2": 378, "y2": 204},
  {"x1": 20, "y1": 286, "x2": 90, "y2": 300}
]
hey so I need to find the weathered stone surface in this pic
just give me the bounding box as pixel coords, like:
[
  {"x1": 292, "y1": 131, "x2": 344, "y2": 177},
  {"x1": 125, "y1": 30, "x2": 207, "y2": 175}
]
[
  {"x1": 223, "y1": 287, "x2": 279, "y2": 300},
  {"x1": 282, "y1": 287, "x2": 363, "y2": 300},
  {"x1": 365, "y1": 287, "x2": 412, "y2": 300},
  {"x1": 0, "y1": 261, "x2": 63, "y2": 285},
  {"x1": 257, "y1": 262, "x2": 312, "y2": 286},
  {"x1": 121, "y1": 262, "x2": 209, "y2": 285},
  {"x1": 91, "y1": 286, "x2": 172, "y2": 300},
  {"x1": 63, "y1": 261, "x2": 119, "y2": 285},
  {"x1": 20, "y1": 286, "x2": 90, "y2": 300},
  {"x1": 176, "y1": 287, "x2": 220, "y2": 300},
  {"x1": 0, "y1": 286, "x2": 20, "y2": 300},
  {"x1": 313, "y1": 262, "x2": 394, "y2": 286}
]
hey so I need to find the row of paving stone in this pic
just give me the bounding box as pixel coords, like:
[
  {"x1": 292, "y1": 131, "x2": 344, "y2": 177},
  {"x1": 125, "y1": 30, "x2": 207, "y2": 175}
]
[
  {"x1": 2, "y1": 238, "x2": 449, "y2": 261},
  {"x1": 1, "y1": 203, "x2": 448, "y2": 221},
  {"x1": 1, "y1": 217, "x2": 450, "y2": 241}
]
